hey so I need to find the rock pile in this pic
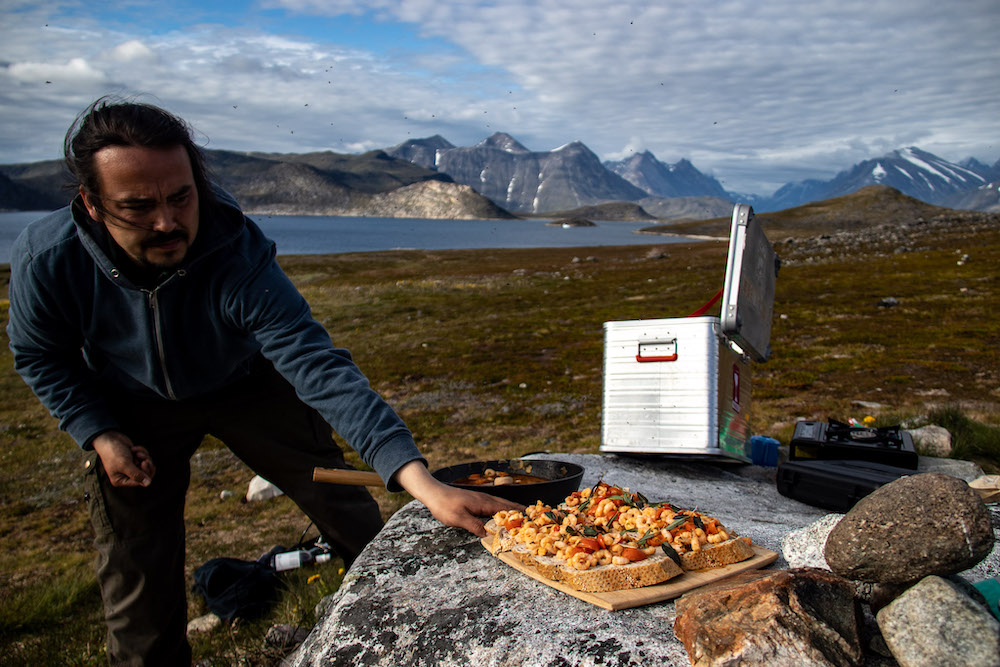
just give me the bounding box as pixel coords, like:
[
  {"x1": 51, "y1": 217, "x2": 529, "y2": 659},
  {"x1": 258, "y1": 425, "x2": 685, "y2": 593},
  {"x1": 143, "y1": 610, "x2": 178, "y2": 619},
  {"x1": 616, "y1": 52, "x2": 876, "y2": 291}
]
[{"x1": 674, "y1": 472, "x2": 999, "y2": 666}]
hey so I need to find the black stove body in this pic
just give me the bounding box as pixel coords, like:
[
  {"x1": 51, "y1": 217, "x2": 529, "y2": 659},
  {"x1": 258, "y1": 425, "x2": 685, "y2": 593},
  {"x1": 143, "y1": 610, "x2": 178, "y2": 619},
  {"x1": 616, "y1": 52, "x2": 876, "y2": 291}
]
[{"x1": 789, "y1": 419, "x2": 918, "y2": 469}]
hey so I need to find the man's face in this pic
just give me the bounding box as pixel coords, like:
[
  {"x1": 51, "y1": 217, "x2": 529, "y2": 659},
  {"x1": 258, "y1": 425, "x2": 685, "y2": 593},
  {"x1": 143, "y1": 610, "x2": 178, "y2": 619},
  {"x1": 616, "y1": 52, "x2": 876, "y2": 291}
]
[{"x1": 81, "y1": 144, "x2": 200, "y2": 271}]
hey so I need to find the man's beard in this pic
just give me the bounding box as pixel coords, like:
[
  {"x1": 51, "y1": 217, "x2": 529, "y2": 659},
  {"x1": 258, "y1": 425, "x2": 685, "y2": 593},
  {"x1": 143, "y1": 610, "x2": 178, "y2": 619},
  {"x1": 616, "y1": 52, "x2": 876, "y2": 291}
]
[{"x1": 136, "y1": 230, "x2": 190, "y2": 269}]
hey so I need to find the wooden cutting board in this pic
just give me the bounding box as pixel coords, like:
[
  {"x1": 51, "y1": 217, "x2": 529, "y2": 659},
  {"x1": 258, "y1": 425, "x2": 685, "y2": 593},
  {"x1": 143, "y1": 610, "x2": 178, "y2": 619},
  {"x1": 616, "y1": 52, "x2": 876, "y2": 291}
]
[{"x1": 481, "y1": 536, "x2": 779, "y2": 610}]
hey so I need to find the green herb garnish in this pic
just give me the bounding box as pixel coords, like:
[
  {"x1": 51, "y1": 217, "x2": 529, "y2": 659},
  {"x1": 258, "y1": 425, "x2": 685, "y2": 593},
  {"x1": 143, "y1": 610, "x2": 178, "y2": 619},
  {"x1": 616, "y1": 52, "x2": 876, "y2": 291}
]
[
  {"x1": 664, "y1": 515, "x2": 690, "y2": 532},
  {"x1": 636, "y1": 529, "x2": 658, "y2": 548}
]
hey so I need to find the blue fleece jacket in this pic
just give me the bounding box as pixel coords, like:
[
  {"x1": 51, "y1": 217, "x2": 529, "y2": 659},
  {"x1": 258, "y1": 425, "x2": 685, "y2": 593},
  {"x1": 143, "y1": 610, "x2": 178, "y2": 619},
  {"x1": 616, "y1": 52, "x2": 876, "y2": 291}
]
[{"x1": 6, "y1": 190, "x2": 423, "y2": 489}]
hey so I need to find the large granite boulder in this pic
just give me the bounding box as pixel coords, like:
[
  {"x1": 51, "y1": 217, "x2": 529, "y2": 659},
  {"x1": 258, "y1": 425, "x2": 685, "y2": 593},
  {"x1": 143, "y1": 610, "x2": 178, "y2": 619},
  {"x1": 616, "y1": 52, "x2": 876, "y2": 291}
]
[
  {"x1": 291, "y1": 502, "x2": 694, "y2": 666},
  {"x1": 291, "y1": 454, "x2": 830, "y2": 666},
  {"x1": 290, "y1": 454, "x2": 999, "y2": 667},
  {"x1": 825, "y1": 473, "x2": 994, "y2": 584},
  {"x1": 673, "y1": 568, "x2": 861, "y2": 666}
]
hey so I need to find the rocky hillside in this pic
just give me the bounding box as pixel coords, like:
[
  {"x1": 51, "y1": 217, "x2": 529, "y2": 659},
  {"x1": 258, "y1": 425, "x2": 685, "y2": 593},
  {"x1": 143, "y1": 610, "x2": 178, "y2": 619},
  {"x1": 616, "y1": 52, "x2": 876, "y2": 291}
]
[
  {"x1": 525, "y1": 201, "x2": 656, "y2": 222},
  {"x1": 0, "y1": 149, "x2": 513, "y2": 219},
  {"x1": 0, "y1": 160, "x2": 72, "y2": 211},
  {"x1": 326, "y1": 180, "x2": 514, "y2": 220},
  {"x1": 646, "y1": 185, "x2": 959, "y2": 240},
  {"x1": 637, "y1": 195, "x2": 735, "y2": 221},
  {"x1": 0, "y1": 171, "x2": 62, "y2": 212},
  {"x1": 429, "y1": 134, "x2": 648, "y2": 213}
]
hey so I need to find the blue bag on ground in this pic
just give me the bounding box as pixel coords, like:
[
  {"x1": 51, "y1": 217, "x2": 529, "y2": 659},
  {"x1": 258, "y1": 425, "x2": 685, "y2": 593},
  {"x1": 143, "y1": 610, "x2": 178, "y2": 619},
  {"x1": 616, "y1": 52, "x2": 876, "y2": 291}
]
[{"x1": 193, "y1": 557, "x2": 281, "y2": 621}]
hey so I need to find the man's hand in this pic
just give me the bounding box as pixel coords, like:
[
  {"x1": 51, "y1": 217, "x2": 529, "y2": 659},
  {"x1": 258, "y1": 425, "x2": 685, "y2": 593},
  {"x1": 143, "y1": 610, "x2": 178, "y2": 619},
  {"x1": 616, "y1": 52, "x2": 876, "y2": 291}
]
[
  {"x1": 393, "y1": 460, "x2": 522, "y2": 537},
  {"x1": 92, "y1": 431, "x2": 156, "y2": 488}
]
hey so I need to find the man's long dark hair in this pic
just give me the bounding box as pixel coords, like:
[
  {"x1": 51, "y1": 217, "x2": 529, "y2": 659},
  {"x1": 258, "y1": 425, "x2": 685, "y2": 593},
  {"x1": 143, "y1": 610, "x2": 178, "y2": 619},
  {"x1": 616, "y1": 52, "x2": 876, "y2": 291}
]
[{"x1": 64, "y1": 96, "x2": 217, "y2": 215}]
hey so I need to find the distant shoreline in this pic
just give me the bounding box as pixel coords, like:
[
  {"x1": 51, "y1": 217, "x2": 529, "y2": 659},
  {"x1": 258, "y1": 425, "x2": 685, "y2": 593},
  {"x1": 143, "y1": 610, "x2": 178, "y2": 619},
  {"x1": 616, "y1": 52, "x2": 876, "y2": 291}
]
[{"x1": 635, "y1": 229, "x2": 727, "y2": 241}]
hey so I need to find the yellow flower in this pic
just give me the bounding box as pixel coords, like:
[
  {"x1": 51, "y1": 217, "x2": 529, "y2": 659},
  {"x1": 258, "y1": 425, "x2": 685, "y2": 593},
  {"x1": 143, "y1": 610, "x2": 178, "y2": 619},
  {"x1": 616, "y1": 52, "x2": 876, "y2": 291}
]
[
  {"x1": 307, "y1": 573, "x2": 321, "y2": 585},
  {"x1": 338, "y1": 568, "x2": 345, "y2": 576},
  {"x1": 863, "y1": 416, "x2": 876, "y2": 426}
]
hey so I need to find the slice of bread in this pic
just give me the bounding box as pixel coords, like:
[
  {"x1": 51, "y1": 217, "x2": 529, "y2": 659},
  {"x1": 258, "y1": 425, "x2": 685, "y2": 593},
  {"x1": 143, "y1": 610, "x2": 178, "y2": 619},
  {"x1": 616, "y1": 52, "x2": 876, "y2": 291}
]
[
  {"x1": 678, "y1": 535, "x2": 754, "y2": 571},
  {"x1": 487, "y1": 525, "x2": 684, "y2": 593}
]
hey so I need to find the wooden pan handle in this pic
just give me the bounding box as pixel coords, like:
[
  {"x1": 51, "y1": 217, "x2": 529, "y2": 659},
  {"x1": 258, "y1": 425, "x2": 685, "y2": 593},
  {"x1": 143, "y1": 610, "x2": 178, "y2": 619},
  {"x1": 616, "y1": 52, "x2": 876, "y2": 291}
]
[{"x1": 312, "y1": 468, "x2": 383, "y2": 486}]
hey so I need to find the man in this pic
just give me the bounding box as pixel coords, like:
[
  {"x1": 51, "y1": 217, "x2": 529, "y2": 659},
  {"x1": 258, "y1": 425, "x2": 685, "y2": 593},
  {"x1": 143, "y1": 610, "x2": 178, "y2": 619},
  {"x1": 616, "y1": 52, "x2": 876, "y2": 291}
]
[{"x1": 7, "y1": 98, "x2": 516, "y2": 665}]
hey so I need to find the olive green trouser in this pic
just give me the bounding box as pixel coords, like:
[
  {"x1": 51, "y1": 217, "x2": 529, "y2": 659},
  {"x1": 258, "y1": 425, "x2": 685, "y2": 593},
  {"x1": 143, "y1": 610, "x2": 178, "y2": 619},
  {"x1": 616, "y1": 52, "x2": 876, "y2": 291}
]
[{"x1": 82, "y1": 357, "x2": 384, "y2": 666}]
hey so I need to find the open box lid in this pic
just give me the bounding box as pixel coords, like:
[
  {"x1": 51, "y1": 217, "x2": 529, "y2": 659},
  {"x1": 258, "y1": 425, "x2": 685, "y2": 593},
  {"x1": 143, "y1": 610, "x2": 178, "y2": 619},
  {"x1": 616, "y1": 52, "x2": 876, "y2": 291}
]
[{"x1": 720, "y1": 204, "x2": 779, "y2": 362}]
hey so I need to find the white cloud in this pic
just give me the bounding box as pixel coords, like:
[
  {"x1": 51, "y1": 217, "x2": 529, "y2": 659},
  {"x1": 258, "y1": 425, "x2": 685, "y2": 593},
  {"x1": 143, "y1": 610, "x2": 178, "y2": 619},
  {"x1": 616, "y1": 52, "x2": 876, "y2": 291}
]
[
  {"x1": 6, "y1": 56, "x2": 106, "y2": 84},
  {"x1": 111, "y1": 40, "x2": 156, "y2": 62},
  {"x1": 1, "y1": 0, "x2": 998, "y2": 195}
]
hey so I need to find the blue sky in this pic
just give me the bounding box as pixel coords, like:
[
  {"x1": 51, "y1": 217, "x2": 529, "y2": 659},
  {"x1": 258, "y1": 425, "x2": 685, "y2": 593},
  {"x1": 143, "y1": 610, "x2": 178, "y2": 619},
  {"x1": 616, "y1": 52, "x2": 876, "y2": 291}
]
[{"x1": 2, "y1": 0, "x2": 998, "y2": 195}]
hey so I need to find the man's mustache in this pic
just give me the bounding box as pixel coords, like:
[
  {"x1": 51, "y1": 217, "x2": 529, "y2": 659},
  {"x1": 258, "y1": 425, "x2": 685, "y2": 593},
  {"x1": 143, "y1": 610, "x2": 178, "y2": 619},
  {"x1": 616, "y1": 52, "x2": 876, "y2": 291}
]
[{"x1": 142, "y1": 230, "x2": 188, "y2": 248}]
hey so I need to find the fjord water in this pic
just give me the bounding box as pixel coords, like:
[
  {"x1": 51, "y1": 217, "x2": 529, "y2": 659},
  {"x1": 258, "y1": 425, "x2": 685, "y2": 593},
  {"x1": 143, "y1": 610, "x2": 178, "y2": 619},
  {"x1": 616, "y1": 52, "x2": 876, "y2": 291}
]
[{"x1": 0, "y1": 212, "x2": 685, "y2": 264}]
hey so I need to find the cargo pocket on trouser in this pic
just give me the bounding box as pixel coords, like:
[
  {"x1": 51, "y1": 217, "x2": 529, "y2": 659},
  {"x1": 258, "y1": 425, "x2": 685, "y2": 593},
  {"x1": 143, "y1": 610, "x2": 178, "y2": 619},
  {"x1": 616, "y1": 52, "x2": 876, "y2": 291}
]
[
  {"x1": 82, "y1": 450, "x2": 113, "y2": 537},
  {"x1": 82, "y1": 449, "x2": 193, "y2": 666}
]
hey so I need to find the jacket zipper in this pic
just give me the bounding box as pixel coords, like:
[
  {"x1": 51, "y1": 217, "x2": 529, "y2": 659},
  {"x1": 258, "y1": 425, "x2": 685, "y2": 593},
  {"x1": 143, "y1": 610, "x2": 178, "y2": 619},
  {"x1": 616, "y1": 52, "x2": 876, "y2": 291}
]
[{"x1": 146, "y1": 286, "x2": 177, "y2": 400}]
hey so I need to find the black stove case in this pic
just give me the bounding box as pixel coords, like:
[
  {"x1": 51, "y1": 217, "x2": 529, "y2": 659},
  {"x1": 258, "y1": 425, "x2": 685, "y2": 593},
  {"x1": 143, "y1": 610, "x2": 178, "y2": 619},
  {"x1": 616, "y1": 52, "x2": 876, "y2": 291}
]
[
  {"x1": 776, "y1": 419, "x2": 919, "y2": 511},
  {"x1": 776, "y1": 459, "x2": 916, "y2": 512}
]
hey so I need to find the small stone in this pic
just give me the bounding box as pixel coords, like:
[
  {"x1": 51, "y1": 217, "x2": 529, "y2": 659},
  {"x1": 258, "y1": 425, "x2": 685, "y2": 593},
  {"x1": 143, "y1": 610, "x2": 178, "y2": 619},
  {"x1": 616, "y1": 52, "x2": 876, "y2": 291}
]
[
  {"x1": 877, "y1": 576, "x2": 1000, "y2": 667},
  {"x1": 246, "y1": 475, "x2": 284, "y2": 502},
  {"x1": 780, "y1": 513, "x2": 842, "y2": 569},
  {"x1": 907, "y1": 424, "x2": 952, "y2": 457},
  {"x1": 824, "y1": 473, "x2": 994, "y2": 584},
  {"x1": 219, "y1": 489, "x2": 234, "y2": 500},
  {"x1": 877, "y1": 297, "x2": 899, "y2": 308},
  {"x1": 853, "y1": 580, "x2": 911, "y2": 611},
  {"x1": 265, "y1": 624, "x2": 310, "y2": 648},
  {"x1": 187, "y1": 612, "x2": 221, "y2": 636},
  {"x1": 673, "y1": 568, "x2": 861, "y2": 667}
]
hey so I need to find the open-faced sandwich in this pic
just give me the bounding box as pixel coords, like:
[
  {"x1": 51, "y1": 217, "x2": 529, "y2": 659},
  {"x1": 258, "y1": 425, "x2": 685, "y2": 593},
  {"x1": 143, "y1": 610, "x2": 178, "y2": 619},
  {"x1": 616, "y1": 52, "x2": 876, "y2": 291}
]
[{"x1": 485, "y1": 481, "x2": 755, "y2": 593}]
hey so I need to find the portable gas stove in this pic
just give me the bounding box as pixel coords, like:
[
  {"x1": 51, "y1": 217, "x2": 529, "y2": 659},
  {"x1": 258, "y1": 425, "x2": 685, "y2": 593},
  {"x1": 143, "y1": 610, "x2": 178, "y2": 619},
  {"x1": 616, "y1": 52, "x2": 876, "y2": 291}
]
[{"x1": 788, "y1": 418, "x2": 919, "y2": 469}]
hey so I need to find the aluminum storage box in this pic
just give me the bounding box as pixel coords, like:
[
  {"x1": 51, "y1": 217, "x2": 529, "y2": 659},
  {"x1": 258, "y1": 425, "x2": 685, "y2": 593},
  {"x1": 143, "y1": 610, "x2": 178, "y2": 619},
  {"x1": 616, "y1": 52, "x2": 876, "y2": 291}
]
[{"x1": 600, "y1": 204, "x2": 778, "y2": 461}]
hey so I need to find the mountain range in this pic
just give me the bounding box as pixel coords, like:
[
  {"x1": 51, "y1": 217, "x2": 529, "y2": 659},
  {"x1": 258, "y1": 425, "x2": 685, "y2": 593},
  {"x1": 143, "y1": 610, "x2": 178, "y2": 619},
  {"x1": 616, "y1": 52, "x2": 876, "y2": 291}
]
[
  {"x1": 764, "y1": 147, "x2": 999, "y2": 213},
  {"x1": 2, "y1": 135, "x2": 997, "y2": 218},
  {"x1": 386, "y1": 134, "x2": 1000, "y2": 215}
]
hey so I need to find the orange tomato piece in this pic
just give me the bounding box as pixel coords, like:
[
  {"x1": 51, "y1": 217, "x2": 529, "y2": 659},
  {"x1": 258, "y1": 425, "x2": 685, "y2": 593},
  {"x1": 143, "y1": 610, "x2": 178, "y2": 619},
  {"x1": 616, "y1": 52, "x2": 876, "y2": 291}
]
[{"x1": 621, "y1": 547, "x2": 647, "y2": 562}]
